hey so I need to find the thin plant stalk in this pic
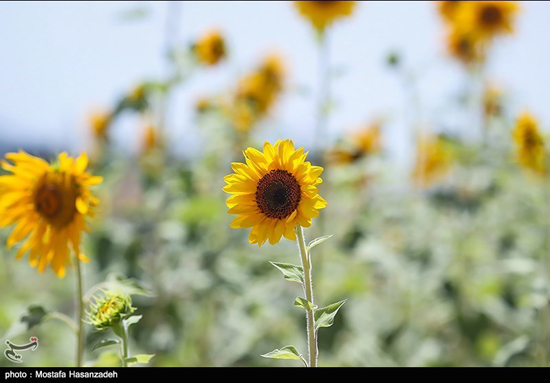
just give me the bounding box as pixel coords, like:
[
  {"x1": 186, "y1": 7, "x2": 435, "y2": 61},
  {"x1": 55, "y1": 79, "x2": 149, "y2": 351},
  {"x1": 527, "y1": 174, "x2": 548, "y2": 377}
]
[
  {"x1": 296, "y1": 225, "x2": 317, "y2": 367},
  {"x1": 119, "y1": 322, "x2": 130, "y2": 368},
  {"x1": 74, "y1": 254, "x2": 85, "y2": 367}
]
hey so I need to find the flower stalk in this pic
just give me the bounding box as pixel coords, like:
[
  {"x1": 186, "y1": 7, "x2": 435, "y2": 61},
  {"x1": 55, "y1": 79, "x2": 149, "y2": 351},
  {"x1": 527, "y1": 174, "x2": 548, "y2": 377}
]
[
  {"x1": 296, "y1": 225, "x2": 317, "y2": 367},
  {"x1": 74, "y1": 254, "x2": 85, "y2": 367}
]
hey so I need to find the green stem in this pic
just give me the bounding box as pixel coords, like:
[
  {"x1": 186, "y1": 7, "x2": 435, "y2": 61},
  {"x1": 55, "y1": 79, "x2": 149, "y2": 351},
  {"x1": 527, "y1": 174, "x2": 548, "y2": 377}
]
[
  {"x1": 120, "y1": 321, "x2": 130, "y2": 367},
  {"x1": 296, "y1": 225, "x2": 317, "y2": 367},
  {"x1": 74, "y1": 255, "x2": 85, "y2": 367}
]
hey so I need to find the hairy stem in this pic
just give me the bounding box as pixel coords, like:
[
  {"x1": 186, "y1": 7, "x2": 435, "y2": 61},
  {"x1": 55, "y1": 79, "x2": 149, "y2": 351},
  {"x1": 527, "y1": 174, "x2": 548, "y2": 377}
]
[{"x1": 296, "y1": 225, "x2": 317, "y2": 367}]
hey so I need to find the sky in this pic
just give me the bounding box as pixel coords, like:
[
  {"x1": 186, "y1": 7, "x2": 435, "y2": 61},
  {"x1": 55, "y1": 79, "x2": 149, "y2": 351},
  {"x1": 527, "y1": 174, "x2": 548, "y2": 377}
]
[{"x1": 1, "y1": 1, "x2": 549, "y2": 163}]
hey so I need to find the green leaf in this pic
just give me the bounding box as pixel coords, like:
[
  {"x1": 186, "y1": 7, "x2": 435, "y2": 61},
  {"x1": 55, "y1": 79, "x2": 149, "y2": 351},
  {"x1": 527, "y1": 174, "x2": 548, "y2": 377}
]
[
  {"x1": 261, "y1": 346, "x2": 303, "y2": 361},
  {"x1": 92, "y1": 339, "x2": 120, "y2": 352},
  {"x1": 269, "y1": 262, "x2": 304, "y2": 284},
  {"x1": 306, "y1": 235, "x2": 333, "y2": 252},
  {"x1": 125, "y1": 354, "x2": 155, "y2": 366},
  {"x1": 314, "y1": 300, "x2": 346, "y2": 330},
  {"x1": 124, "y1": 315, "x2": 142, "y2": 328},
  {"x1": 294, "y1": 297, "x2": 315, "y2": 311},
  {"x1": 21, "y1": 305, "x2": 48, "y2": 330}
]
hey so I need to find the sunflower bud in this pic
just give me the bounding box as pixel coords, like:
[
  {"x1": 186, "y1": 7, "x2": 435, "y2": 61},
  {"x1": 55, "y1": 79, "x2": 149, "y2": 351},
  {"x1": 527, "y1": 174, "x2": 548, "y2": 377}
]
[{"x1": 88, "y1": 291, "x2": 135, "y2": 331}]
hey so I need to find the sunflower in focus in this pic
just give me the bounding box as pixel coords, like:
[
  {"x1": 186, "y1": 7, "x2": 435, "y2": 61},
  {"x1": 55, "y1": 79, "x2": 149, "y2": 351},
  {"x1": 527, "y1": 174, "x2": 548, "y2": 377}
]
[
  {"x1": 456, "y1": 1, "x2": 520, "y2": 41},
  {"x1": 413, "y1": 134, "x2": 454, "y2": 188},
  {"x1": 88, "y1": 290, "x2": 135, "y2": 331},
  {"x1": 195, "y1": 29, "x2": 227, "y2": 66},
  {"x1": 0, "y1": 151, "x2": 102, "y2": 277},
  {"x1": 513, "y1": 111, "x2": 546, "y2": 175},
  {"x1": 294, "y1": 1, "x2": 357, "y2": 33},
  {"x1": 224, "y1": 140, "x2": 326, "y2": 246},
  {"x1": 89, "y1": 110, "x2": 112, "y2": 141}
]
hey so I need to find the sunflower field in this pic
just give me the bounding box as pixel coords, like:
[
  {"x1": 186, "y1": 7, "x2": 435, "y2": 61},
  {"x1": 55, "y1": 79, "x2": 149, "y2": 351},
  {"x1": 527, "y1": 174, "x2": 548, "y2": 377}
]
[{"x1": 1, "y1": 1, "x2": 550, "y2": 368}]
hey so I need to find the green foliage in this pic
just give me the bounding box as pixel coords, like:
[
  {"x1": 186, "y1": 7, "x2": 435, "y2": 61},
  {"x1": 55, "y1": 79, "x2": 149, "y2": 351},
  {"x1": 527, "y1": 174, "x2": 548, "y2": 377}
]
[
  {"x1": 21, "y1": 305, "x2": 48, "y2": 331},
  {"x1": 314, "y1": 300, "x2": 346, "y2": 330},
  {"x1": 307, "y1": 235, "x2": 333, "y2": 252},
  {"x1": 125, "y1": 354, "x2": 155, "y2": 366},
  {"x1": 269, "y1": 262, "x2": 304, "y2": 284},
  {"x1": 294, "y1": 297, "x2": 315, "y2": 311},
  {"x1": 261, "y1": 346, "x2": 305, "y2": 365},
  {"x1": 92, "y1": 339, "x2": 120, "y2": 352}
]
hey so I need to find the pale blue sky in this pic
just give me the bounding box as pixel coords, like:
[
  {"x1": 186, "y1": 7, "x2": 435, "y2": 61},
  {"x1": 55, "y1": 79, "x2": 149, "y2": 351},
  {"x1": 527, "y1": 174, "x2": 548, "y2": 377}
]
[{"x1": 1, "y1": 1, "x2": 549, "y2": 162}]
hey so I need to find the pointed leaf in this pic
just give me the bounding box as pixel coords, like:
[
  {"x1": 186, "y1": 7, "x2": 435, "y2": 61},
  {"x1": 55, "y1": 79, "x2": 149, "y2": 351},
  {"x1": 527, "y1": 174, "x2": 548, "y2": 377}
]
[
  {"x1": 92, "y1": 339, "x2": 120, "y2": 352},
  {"x1": 306, "y1": 235, "x2": 333, "y2": 252},
  {"x1": 314, "y1": 300, "x2": 346, "y2": 330},
  {"x1": 124, "y1": 315, "x2": 142, "y2": 328},
  {"x1": 125, "y1": 354, "x2": 155, "y2": 366},
  {"x1": 261, "y1": 346, "x2": 303, "y2": 361},
  {"x1": 269, "y1": 262, "x2": 304, "y2": 284},
  {"x1": 294, "y1": 297, "x2": 315, "y2": 311}
]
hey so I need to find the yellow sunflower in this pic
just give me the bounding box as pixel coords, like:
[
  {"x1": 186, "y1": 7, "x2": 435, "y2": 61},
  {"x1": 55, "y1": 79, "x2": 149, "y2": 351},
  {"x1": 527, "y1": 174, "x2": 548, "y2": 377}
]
[
  {"x1": 446, "y1": 28, "x2": 488, "y2": 66},
  {"x1": 437, "y1": 1, "x2": 463, "y2": 22},
  {"x1": 195, "y1": 29, "x2": 227, "y2": 66},
  {"x1": 141, "y1": 124, "x2": 162, "y2": 154},
  {"x1": 224, "y1": 140, "x2": 327, "y2": 246},
  {"x1": 413, "y1": 134, "x2": 454, "y2": 188},
  {"x1": 513, "y1": 111, "x2": 546, "y2": 175},
  {"x1": 0, "y1": 151, "x2": 102, "y2": 277},
  {"x1": 455, "y1": 1, "x2": 520, "y2": 40},
  {"x1": 89, "y1": 110, "x2": 112, "y2": 141},
  {"x1": 328, "y1": 122, "x2": 382, "y2": 165},
  {"x1": 294, "y1": 1, "x2": 357, "y2": 32}
]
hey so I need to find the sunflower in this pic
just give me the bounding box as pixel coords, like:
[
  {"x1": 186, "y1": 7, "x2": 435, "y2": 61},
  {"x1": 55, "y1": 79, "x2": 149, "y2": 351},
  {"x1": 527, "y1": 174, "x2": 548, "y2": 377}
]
[
  {"x1": 89, "y1": 110, "x2": 112, "y2": 141},
  {"x1": 437, "y1": 1, "x2": 463, "y2": 22},
  {"x1": 141, "y1": 124, "x2": 161, "y2": 154},
  {"x1": 224, "y1": 140, "x2": 326, "y2": 246},
  {"x1": 445, "y1": 28, "x2": 488, "y2": 66},
  {"x1": 88, "y1": 290, "x2": 135, "y2": 331},
  {"x1": 0, "y1": 151, "x2": 102, "y2": 277},
  {"x1": 413, "y1": 134, "x2": 454, "y2": 188},
  {"x1": 195, "y1": 29, "x2": 227, "y2": 66},
  {"x1": 455, "y1": 1, "x2": 520, "y2": 41},
  {"x1": 228, "y1": 54, "x2": 286, "y2": 132},
  {"x1": 513, "y1": 111, "x2": 546, "y2": 175},
  {"x1": 328, "y1": 122, "x2": 382, "y2": 165},
  {"x1": 294, "y1": 1, "x2": 357, "y2": 33}
]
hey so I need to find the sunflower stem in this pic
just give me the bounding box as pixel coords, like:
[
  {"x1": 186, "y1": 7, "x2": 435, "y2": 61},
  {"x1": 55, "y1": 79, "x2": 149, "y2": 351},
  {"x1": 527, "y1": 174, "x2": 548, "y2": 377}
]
[
  {"x1": 119, "y1": 321, "x2": 130, "y2": 367},
  {"x1": 74, "y1": 254, "x2": 85, "y2": 367},
  {"x1": 296, "y1": 225, "x2": 317, "y2": 367}
]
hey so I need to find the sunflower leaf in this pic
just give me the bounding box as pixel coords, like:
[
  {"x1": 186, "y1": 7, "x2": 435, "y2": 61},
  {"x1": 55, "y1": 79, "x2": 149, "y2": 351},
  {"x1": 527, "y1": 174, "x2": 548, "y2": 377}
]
[
  {"x1": 92, "y1": 339, "x2": 120, "y2": 352},
  {"x1": 314, "y1": 300, "x2": 347, "y2": 330},
  {"x1": 261, "y1": 346, "x2": 306, "y2": 365},
  {"x1": 306, "y1": 234, "x2": 333, "y2": 252},
  {"x1": 269, "y1": 262, "x2": 304, "y2": 284},
  {"x1": 124, "y1": 315, "x2": 142, "y2": 328},
  {"x1": 21, "y1": 305, "x2": 48, "y2": 331},
  {"x1": 294, "y1": 297, "x2": 315, "y2": 311}
]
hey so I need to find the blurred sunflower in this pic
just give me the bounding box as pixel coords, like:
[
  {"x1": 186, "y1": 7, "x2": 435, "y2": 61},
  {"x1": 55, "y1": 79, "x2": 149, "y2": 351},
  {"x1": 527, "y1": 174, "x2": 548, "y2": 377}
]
[
  {"x1": 328, "y1": 122, "x2": 382, "y2": 164},
  {"x1": 294, "y1": 1, "x2": 357, "y2": 33},
  {"x1": 456, "y1": 1, "x2": 520, "y2": 40},
  {"x1": 446, "y1": 29, "x2": 488, "y2": 66},
  {"x1": 195, "y1": 29, "x2": 227, "y2": 66},
  {"x1": 437, "y1": 1, "x2": 463, "y2": 22},
  {"x1": 229, "y1": 53, "x2": 286, "y2": 132},
  {"x1": 224, "y1": 140, "x2": 326, "y2": 246},
  {"x1": 0, "y1": 152, "x2": 102, "y2": 277},
  {"x1": 141, "y1": 124, "x2": 162, "y2": 154},
  {"x1": 513, "y1": 111, "x2": 546, "y2": 175},
  {"x1": 483, "y1": 83, "x2": 504, "y2": 119},
  {"x1": 413, "y1": 134, "x2": 454, "y2": 188},
  {"x1": 89, "y1": 110, "x2": 112, "y2": 141}
]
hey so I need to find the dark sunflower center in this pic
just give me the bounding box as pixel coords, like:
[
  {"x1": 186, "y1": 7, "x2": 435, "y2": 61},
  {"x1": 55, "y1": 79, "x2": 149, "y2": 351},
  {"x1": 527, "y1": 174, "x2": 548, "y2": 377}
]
[
  {"x1": 524, "y1": 129, "x2": 539, "y2": 149},
  {"x1": 34, "y1": 173, "x2": 78, "y2": 228},
  {"x1": 480, "y1": 6, "x2": 502, "y2": 26},
  {"x1": 35, "y1": 183, "x2": 62, "y2": 217},
  {"x1": 255, "y1": 169, "x2": 301, "y2": 220}
]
